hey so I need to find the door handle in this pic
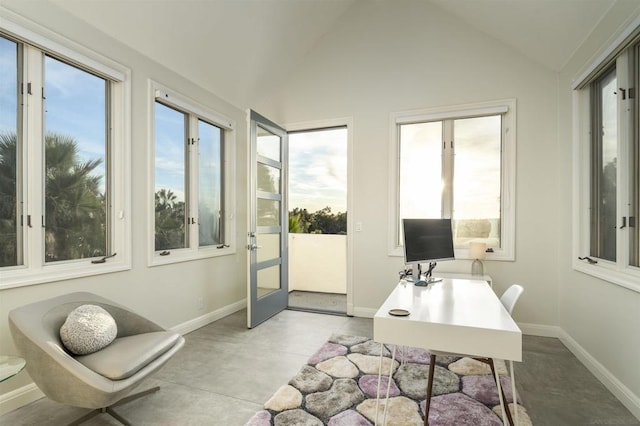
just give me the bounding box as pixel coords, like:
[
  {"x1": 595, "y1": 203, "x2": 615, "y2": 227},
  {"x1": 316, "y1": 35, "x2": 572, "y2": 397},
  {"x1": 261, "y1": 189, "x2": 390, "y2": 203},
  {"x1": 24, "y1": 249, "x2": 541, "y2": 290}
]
[{"x1": 247, "y1": 244, "x2": 262, "y2": 251}]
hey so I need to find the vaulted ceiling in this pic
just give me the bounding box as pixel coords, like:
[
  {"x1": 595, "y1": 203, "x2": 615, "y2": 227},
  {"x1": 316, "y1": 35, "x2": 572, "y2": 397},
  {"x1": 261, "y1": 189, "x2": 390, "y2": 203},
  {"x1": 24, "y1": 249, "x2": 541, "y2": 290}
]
[{"x1": 49, "y1": 0, "x2": 616, "y2": 109}]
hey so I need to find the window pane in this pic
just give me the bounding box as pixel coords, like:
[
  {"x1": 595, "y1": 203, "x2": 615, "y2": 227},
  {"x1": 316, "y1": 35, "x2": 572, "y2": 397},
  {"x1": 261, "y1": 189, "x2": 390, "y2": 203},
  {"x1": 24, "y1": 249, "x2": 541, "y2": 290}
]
[
  {"x1": 256, "y1": 233, "x2": 280, "y2": 263},
  {"x1": 257, "y1": 125, "x2": 280, "y2": 161},
  {"x1": 198, "y1": 120, "x2": 223, "y2": 247},
  {"x1": 591, "y1": 68, "x2": 617, "y2": 261},
  {"x1": 398, "y1": 122, "x2": 442, "y2": 243},
  {"x1": 258, "y1": 198, "x2": 280, "y2": 227},
  {"x1": 44, "y1": 56, "x2": 107, "y2": 262},
  {"x1": 155, "y1": 102, "x2": 187, "y2": 251},
  {"x1": 257, "y1": 264, "x2": 280, "y2": 298},
  {"x1": 0, "y1": 37, "x2": 20, "y2": 267},
  {"x1": 631, "y1": 44, "x2": 640, "y2": 267},
  {"x1": 453, "y1": 115, "x2": 502, "y2": 248},
  {"x1": 257, "y1": 163, "x2": 280, "y2": 194}
]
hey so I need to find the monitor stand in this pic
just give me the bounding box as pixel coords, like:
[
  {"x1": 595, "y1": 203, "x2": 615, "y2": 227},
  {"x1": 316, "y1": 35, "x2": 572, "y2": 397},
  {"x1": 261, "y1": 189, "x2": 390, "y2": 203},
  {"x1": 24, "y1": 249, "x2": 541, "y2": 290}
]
[
  {"x1": 411, "y1": 261, "x2": 442, "y2": 286},
  {"x1": 413, "y1": 277, "x2": 442, "y2": 286}
]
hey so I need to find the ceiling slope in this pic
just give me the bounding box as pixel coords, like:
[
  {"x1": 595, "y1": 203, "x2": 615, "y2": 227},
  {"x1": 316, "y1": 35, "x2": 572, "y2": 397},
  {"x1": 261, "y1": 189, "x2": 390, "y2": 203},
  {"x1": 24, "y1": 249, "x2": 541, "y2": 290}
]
[
  {"x1": 428, "y1": 0, "x2": 616, "y2": 72},
  {"x1": 49, "y1": 0, "x2": 617, "y2": 108},
  {"x1": 50, "y1": 0, "x2": 357, "y2": 109}
]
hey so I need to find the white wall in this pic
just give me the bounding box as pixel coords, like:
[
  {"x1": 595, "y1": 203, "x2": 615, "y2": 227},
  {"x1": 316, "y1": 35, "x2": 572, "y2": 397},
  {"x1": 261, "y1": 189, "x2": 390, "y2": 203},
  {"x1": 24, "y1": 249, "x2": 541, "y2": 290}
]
[
  {"x1": 264, "y1": 0, "x2": 560, "y2": 325},
  {"x1": 2, "y1": 0, "x2": 640, "y2": 420},
  {"x1": 556, "y1": 1, "x2": 640, "y2": 417},
  {"x1": 0, "y1": 0, "x2": 248, "y2": 414}
]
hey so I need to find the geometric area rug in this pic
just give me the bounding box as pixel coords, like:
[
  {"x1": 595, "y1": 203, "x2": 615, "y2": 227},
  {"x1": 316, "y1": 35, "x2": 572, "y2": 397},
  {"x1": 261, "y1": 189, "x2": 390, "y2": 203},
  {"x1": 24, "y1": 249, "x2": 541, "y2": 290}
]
[{"x1": 245, "y1": 334, "x2": 533, "y2": 425}]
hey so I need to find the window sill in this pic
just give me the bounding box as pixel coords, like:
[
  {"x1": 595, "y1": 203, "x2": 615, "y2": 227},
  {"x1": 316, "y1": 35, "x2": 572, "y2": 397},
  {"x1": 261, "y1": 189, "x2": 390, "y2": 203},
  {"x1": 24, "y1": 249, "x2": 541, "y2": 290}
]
[
  {"x1": 149, "y1": 246, "x2": 237, "y2": 267},
  {"x1": 0, "y1": 261, "x2": 132, "y2": 290},
  {"x1": 573, "y1": 260, "x2": 640, "y2": 294},
  {"x1": 388, "y1": 246, "x2": 515, "y2": 261}
]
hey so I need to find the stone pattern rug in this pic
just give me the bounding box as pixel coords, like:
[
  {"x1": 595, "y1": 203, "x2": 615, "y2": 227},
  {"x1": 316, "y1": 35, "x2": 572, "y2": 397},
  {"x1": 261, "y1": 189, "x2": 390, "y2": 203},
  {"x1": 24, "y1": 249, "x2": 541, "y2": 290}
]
[{"x1": 246, "y1": 334, "x2": 532, "y2": 426}]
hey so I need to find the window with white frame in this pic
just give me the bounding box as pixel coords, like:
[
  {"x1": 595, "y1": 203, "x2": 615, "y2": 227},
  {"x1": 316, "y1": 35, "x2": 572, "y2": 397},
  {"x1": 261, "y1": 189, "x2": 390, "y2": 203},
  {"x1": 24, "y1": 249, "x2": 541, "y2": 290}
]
[
  {"x1": 0, "y1": 15, "x2": 131, "y2": 288},
  {"x1": 150, "y1": 83, "x2": 235, "y2": 264},
  {"x1": 389, "y1": 100, "x2": 516, "y2": 261},
  {"x1": 573, "y1": 20, "x2": 640, "y2": 292}
]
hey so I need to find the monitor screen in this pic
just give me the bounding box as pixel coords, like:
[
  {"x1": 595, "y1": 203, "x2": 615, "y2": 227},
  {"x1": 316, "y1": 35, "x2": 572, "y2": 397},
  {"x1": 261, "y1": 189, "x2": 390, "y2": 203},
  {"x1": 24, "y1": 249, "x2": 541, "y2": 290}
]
[{"x1": 403, "y1": 218, "x2": 455, "y2": 265}]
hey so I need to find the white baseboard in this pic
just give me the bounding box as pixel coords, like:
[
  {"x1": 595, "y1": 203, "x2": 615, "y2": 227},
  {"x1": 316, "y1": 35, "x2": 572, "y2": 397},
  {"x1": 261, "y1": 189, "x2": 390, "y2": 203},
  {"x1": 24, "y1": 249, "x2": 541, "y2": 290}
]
[
  {"x1": 517, "y1": 322, "x2": 562, "y2": 337},
  {"x1": 0, "y1": 383, "x2": 43, "y2": 416},
  {"x1": 172, "y1": 298, "x2": 247, "y2": 335},
  {"x1": 558, "y1": 329, "x2": 640, "y2": 420}
]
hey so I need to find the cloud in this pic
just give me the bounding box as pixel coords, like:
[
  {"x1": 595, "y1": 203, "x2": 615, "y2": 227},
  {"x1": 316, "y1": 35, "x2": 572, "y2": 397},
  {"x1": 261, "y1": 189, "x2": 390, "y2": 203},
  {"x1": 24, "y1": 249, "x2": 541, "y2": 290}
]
[{"x1": 289, "y1": 128, "x2": 347, "y2": 212}]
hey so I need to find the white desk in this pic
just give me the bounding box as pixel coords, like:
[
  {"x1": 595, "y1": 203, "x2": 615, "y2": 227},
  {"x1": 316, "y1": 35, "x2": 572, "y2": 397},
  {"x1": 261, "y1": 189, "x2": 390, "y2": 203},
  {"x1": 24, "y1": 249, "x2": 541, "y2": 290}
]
[
  {"x1": 374, "y1": 278, "x2": 521, "y2": 361},
  {"x1": 430, "y1": 272, "x2": 493, "y2": 287},
  {"x1": 373, "y1": 278, "x2": 522, "y2": 425}
]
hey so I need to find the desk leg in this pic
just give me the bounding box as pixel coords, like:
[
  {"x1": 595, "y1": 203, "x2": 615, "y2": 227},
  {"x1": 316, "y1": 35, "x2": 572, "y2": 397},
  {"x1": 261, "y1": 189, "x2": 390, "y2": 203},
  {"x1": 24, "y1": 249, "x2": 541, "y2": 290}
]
[
  {"x1": 424, "y1": 354, "x2": 436, "y2": 426},
  {"x1": 382, "y1": 345, "x2": 397, "y2": 426},
  {"x1": 492, "y1": 360, "x2": 508, "y2": 426},
  {"x1": 375, "y1": 343, "x2": 384, "y2": 426},
  {"x1": 374, "y1": 343, "x2": 396, "y2": 425},
  {"x1": 510, "y1": 360, "x2": 519, "y2": 426}
]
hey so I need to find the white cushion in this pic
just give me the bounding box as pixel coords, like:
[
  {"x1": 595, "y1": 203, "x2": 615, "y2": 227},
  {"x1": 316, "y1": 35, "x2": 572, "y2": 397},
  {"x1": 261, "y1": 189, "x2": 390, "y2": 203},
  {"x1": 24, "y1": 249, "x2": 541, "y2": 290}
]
[{"x1": 60, "y1": 304, "x2": 117, "y2": 355}]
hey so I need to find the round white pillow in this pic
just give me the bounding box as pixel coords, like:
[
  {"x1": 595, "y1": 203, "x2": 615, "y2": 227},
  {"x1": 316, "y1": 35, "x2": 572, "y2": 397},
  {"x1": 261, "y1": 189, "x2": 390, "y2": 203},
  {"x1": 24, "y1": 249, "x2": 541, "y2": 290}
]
[{"x1": 60, "y1": 304, "x2": 117, "y2": 355}]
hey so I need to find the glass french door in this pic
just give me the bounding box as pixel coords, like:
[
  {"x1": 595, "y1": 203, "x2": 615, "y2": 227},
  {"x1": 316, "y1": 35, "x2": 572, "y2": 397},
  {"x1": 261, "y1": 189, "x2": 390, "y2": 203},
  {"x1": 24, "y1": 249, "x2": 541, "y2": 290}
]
[{"x1": 247, "y1": 110, "x2": 288, "y2": 328}]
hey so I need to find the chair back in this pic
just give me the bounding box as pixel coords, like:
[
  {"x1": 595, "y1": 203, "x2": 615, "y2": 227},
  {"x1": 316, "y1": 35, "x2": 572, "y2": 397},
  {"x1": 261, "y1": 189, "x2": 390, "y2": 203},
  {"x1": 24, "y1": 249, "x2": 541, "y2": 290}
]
[{"x1": 500, "y1": 284, "x2": 524, "y2": 315}]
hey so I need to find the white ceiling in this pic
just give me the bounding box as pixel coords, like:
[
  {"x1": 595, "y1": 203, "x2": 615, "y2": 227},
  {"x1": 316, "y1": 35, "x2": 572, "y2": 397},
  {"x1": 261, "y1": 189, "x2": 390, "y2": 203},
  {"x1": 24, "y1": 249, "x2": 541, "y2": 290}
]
[
  {"x1": 49, "y1": 0, "x2": 617, "y2": 108},
  {"x1": 429, "y1": 0, "x2": 615, "y2": 72}
]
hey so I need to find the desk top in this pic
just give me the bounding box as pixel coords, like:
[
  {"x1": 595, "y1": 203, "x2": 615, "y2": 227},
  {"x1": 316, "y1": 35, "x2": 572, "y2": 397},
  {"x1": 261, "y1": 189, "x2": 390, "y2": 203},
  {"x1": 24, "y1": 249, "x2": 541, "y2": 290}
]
[{"x1": 374, "y1": 278, "x2": 522, "y2": 361}]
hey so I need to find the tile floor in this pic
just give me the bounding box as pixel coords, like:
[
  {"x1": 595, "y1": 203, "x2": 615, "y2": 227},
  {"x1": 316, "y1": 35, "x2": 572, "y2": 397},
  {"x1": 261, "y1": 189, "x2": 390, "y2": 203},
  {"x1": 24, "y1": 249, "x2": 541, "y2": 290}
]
[{"x1": 1, "y1": 309, "x2": 638, "y2": 425}]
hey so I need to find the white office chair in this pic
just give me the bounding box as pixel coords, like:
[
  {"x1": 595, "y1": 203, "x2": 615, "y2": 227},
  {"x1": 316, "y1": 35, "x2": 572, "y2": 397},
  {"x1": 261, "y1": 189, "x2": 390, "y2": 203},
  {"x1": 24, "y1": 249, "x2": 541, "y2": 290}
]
[{"x1": 424, "y1": 284, "x2": 524, "y2": 426}]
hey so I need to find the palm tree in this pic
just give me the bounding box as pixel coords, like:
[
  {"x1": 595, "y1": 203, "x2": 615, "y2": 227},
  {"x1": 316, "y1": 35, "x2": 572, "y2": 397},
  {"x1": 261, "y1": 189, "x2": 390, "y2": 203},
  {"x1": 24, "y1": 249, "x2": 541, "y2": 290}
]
[
  {"x1": 0, "y1": 132, "x2": 18, "y2": 266},
  {"x1": 44, "y1": 132, "x2": 106, "y2": 261},
  {"x1": 0, "y1": 131, "x2": 106, "y2": 265},
  {"x1": 154, "y1": 188, "x2": 186, "y2": 250}
]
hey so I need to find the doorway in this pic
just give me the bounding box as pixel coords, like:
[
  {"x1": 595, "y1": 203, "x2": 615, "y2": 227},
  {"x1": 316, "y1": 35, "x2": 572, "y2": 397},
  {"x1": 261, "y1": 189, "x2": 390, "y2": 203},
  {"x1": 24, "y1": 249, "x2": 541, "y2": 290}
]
[{"x1": 287, "y1": 126, "x2": 348, "y2": 315}]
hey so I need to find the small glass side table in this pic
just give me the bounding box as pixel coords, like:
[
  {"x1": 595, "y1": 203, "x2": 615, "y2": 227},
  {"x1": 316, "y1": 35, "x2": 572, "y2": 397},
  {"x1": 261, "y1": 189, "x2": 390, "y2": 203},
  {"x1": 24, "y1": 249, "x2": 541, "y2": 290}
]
[{"x1": 0, "y1": 355, "x2": 26, "y2": 382}]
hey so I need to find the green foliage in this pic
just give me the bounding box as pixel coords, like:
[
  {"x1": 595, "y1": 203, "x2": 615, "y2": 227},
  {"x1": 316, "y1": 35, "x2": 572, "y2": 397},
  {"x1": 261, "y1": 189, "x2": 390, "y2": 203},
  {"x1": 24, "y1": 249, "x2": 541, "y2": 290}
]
[
  {"x1": 0, "y1": 133, "x2": 18, "y2": 266},
  {"x1": 289, "y1": 207, "x2": 347, "y2": 235},
  {"x1": 155, "y1": 188, "x2": 186, "y2": 250},
  {"x1": 289, "y1": 213, "x2": 303, "y2": 233},
  {"x1": 455, "y1": 219, "x2": 492, "y2": 238},
  {"x1": 0, "y1": 131, "x2": 107, "y2": 265},
  {"x1": 44, "y1": 132, "x2": 106, "y2": 261}
]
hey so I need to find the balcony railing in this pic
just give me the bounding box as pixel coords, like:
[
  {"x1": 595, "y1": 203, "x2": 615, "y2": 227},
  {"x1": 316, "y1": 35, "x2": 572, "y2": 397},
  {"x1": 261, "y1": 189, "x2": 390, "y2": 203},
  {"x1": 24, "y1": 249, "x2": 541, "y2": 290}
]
[{"x1": 288, "y1": 233, "x2": 346, "y2": 294}]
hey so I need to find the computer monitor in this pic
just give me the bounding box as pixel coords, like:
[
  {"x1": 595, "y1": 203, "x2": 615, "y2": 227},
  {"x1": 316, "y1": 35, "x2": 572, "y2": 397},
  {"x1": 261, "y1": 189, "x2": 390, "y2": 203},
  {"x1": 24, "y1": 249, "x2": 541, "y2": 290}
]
[{"x1": 402, "y1": 218, "x2": 455, "y2": 286}]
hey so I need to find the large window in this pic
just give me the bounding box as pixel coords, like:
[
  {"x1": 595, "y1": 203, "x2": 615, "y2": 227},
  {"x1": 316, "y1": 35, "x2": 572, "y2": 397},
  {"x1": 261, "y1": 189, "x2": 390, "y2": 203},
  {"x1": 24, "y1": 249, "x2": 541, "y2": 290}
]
[
  {"x1": 574, "y1": 26, "x2": 640, "y2": 291},
  {"x1": 0, "y1": 14, "x2": 131, "y2": 288},
  {"x1": 150, "y1": 83, "x2": 234, "y2": 264},
  {"x1": 390, "y1": 100, "x2": 516, "y2": 260},
  {"x1": 44, "y1": 55, "x2": 108, "y2": 262}
]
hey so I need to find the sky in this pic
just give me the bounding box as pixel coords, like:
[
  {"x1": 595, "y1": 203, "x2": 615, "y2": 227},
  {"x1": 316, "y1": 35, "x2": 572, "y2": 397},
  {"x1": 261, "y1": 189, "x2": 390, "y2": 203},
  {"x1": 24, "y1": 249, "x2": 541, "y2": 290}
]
[
  {"x1": 400, "y1": 116, "x2": 501, "y2": 221},
  {"x1": 154, "y1": 102, "x2": 187, "y2": 202},
  {"x1": 0, "y1": 37, "x2": 16, "y2": 135},
  {"x1": 288, "y1": 127, "x2": 347, "y2": 214},
  {"x1": 0, "y1": 37, "x2": 107, "y2": 193}
]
